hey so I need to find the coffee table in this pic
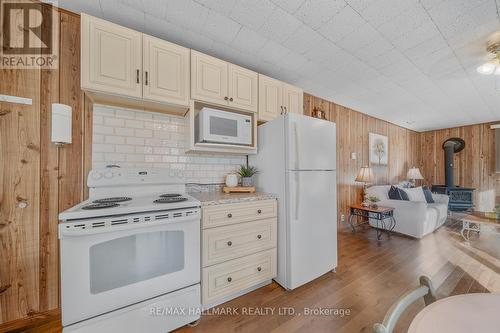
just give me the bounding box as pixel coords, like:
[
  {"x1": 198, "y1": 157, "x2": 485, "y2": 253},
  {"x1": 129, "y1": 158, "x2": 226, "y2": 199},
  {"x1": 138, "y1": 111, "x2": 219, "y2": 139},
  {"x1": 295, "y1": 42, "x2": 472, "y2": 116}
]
[
  {"x1": 461, "y1": 212, "x2": 500, "y2": 242},
  {"x1": 349, "y1": 204, "x2": 395, "y2": 241}
]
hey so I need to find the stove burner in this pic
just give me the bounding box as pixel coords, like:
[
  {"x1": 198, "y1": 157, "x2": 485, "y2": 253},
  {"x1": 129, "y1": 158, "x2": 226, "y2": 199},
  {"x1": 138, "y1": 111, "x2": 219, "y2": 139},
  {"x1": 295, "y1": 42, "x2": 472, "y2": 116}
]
[
  {"x1": 82, "y1": 202, "x2": 120, "y2": 210},
  {"x1": 154, "y1": 197, "x2": 188, "y2": 204},
  {"x1": 159, "y1": 193, "x2": 182, "y2": 198},
  {"x1": 93, "y1": 197, "x2": 132, "y2": 204}
]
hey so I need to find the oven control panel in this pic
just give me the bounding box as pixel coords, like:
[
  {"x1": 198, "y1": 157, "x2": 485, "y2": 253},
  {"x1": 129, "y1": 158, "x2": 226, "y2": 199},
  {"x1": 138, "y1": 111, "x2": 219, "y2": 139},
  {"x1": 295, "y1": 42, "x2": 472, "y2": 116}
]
[{"x1": 87, "y1": 168, "x2": 184, "y2": 187}]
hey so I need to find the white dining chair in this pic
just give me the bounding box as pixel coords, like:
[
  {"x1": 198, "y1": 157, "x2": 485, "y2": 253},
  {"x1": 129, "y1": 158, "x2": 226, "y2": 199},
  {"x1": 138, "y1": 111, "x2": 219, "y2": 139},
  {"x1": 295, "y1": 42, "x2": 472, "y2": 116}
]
[{"x1": 373, "y1": 276, "x2": 437, "y2": 333}]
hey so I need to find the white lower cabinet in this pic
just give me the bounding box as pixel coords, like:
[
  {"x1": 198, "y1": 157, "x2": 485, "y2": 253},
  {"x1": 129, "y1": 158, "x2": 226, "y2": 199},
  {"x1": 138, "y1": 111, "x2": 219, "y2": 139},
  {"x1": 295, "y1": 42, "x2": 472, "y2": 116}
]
[{"x1": 201, "y1": 199, "x2": 277, "y2": 306}]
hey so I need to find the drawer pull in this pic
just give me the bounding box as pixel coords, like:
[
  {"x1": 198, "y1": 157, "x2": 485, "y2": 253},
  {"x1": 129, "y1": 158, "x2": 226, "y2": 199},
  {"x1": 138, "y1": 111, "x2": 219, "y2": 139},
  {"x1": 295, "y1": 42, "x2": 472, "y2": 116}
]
[
  {"x1": 257, "y1": 234, "x2": 262, "y2": 239},
  {"x1": 257, "y1": 209, "x2": 262, "y2": 214},
  {"x1": 257, "y1": 267, "x2": 262, "y2": 272},
  {"x1": 224, "y1": 96, "x2": 229, "y2": 101},
  {"x1": 227, "y1": 277, "x2": 232, "y2": 282},
  {"x1": 227, "y1": 241, "x2": 232, "y2": 246},
  {"x1": 227, "y1": 213, "x2": 232, "y2": 218}
]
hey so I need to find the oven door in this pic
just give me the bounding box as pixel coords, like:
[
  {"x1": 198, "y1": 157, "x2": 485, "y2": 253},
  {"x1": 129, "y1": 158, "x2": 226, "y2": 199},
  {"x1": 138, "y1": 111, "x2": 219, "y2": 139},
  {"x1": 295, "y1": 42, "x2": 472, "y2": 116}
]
[
  {"x1": 201, "y1": 108, "x2": 252, "y2": 145},
  {"x1": 60, "y1": 212, "x2": 200, "y2": 326}
]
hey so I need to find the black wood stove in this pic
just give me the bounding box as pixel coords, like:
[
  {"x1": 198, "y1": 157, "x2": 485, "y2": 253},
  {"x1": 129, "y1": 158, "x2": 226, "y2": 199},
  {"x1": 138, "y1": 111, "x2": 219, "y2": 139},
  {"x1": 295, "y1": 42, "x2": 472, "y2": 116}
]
[{"x1": 431, "y1": 138, "x2": 474, "y2": 211}]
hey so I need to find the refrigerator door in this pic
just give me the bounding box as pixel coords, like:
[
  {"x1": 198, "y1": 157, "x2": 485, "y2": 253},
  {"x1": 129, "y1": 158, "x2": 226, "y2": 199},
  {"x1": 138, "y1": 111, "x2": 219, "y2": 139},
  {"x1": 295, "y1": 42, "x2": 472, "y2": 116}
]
[
  {"x1": 286, "y1": 113, "x2": 336, "y2": 171},
  {"x1": 286, "y1": 170, "x2": 337, "y2": 290}
]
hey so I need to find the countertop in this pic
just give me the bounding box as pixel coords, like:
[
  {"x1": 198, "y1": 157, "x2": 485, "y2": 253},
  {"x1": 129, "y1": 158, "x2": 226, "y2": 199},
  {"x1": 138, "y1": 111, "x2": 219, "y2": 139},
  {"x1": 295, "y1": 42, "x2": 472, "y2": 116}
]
[{"x1": 189, "y1": 191, "x2": 276, "y2": 206}]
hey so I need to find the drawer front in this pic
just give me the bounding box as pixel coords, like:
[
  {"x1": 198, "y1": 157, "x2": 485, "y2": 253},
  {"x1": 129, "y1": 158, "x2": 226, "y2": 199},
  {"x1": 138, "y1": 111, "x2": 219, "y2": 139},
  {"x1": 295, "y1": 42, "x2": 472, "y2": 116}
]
[
  {"x1": 202, "y1": 248, "x2": 276, "y2": 305},
  {"x1": 203, "y1": 218, "x2": 277, "y2": 267},
  {"x1": 202, "y1": 199, "x2": 277, "y2": 229}
]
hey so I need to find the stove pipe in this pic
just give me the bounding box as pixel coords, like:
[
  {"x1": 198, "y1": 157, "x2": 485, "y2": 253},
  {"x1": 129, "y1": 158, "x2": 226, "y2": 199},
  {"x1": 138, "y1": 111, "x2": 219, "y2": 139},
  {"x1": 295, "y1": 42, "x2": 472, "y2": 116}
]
[{"x1": 442, "y1": 138, "x2": 465, "y2": 188}]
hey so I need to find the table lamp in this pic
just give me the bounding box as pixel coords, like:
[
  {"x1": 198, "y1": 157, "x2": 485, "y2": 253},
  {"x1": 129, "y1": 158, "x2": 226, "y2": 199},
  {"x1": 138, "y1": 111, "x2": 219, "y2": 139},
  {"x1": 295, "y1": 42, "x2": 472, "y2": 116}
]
[
  {"x1": 407, "y1": 167, "x2": 424, "y2": 187},
  {"x1": 355, "y1": 166, "x2": 374, "y2": 205}
]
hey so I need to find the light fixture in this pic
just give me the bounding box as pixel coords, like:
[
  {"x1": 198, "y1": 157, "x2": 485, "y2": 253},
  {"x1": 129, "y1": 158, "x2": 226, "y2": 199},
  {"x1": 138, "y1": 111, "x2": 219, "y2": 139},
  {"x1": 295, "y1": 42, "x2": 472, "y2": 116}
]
[
  {"x1": 51, "y1": 103, "x2": 72, "y2": 145},
  {"x1": 407, "y1": 167, "x2": 424, "y2": 187},
  {"x1": 476, "y1": 42, "x2": 500, "y2": 76}
]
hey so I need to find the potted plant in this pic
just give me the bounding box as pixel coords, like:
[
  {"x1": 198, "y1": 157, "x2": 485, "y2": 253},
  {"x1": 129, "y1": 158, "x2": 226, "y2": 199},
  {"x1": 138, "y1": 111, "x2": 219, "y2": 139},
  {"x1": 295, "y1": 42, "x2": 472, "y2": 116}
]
[
  {"x1": 367, "y1": 196, "x2": 380, "y2": 209},
  {"x1": 237, "y1": 165, "x2": 258, "y2": 187}
]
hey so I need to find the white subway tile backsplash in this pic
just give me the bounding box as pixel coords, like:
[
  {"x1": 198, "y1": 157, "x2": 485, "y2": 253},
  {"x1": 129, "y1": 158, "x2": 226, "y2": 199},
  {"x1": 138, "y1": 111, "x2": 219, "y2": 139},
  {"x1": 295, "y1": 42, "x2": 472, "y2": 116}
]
[{"x1": 92, "y1": 104, "x2": 246, "y2": 184}]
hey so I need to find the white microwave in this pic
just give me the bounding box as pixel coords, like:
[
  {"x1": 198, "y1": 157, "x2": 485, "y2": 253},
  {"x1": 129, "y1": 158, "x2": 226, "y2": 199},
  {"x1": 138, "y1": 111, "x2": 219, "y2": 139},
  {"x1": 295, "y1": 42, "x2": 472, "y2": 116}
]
[{"x1": 195, "y1": 107, "x2": 252, "y2": 146}]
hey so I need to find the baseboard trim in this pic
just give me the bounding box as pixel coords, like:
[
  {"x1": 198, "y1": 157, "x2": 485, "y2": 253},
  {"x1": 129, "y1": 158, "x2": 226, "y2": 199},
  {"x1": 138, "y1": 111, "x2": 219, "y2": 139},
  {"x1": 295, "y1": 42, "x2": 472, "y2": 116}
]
[{"x1": 0, "y1": 308, "x2": 60, "y2": 332}]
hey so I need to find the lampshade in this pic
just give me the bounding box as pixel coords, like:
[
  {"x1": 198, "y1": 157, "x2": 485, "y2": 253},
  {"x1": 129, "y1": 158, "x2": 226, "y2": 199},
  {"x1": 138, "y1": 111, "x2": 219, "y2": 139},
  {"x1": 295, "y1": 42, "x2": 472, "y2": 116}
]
[
  {"x1": 407, "y1": 167, "x2": 424, "y2": 180},
  {"x1": 355, "y1": 166, "x2": 373, "y2": 183}
]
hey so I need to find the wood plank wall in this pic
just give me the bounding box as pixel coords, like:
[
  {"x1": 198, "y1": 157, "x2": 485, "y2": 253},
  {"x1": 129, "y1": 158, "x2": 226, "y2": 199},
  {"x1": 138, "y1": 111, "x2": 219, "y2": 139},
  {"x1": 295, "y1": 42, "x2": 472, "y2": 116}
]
[
  {"x1": 303, "y1": 93, "x2": 420, "y2": 225},
  {"x1": 418, "y1": 124, "x2": 500, "y2": 209},
  {"x1": 0, "y1": 7, "x2": 91, "y2": 328}
]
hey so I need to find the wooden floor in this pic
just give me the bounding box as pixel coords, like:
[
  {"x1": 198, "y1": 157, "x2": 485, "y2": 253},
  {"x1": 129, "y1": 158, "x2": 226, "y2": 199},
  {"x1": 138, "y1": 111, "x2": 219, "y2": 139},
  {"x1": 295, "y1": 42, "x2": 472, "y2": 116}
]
[{"x1": 14, "y1": 217, "x2": 500, "y2": 333}]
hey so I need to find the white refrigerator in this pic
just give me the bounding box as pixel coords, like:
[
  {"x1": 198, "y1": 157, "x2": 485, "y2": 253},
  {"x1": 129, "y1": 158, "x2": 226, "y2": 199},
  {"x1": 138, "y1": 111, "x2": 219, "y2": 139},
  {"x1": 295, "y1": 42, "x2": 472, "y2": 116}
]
[{"x1": 249, "y1": 113, "x2": 337, "y2": 290}]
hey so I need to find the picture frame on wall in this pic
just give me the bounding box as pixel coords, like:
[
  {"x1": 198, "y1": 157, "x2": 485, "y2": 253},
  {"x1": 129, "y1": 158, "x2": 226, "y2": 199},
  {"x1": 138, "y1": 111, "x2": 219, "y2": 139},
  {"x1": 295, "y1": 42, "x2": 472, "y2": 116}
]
[{"x1": 369, "y1": 133, "x2": 389, "y2": 166}]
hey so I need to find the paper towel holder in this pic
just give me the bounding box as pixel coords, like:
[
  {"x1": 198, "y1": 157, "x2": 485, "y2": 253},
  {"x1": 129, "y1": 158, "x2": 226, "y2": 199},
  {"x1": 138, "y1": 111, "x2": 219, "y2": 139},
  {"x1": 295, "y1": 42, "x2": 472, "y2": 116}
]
[{"x1": 51, "y1": 103, "x2": 72, "y2": 146}]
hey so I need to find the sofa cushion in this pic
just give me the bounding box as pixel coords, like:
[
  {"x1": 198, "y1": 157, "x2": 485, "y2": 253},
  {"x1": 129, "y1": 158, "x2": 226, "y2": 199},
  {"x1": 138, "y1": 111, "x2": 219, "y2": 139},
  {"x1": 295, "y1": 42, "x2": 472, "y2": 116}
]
[
  {"x1": 388, "y1": 185, "x2": 409, "y2": 200},
  {"x1": 403, "y1": 187, "x2": 427, "y2": 202},
  {"x1": 422, "y1": 186, "x2": 435, "y2": 203}
]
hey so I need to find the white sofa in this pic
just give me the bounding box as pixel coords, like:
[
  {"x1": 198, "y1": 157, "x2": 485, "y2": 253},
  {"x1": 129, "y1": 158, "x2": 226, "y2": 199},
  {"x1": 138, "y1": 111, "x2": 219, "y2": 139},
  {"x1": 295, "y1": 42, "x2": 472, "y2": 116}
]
[{"x1": 365, "y1": 185, "x2": 449, "y2": 239}]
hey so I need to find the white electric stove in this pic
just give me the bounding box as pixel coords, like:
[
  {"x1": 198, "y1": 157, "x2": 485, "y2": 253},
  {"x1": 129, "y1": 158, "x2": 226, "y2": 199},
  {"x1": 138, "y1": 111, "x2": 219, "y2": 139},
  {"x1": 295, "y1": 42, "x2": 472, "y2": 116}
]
[{"x1": 59, "y1": 168, "x2": 201, "y2": 333}]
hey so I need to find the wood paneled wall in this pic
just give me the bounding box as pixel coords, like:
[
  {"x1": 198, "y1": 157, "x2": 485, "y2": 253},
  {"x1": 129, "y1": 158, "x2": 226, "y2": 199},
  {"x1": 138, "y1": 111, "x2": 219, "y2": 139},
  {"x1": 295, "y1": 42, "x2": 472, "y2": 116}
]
[
  {"x1": 0, "y1": 8, "x2": 91, "y2": 329},
  {"x1": 418, "y1": 124, "x2": 500, "y2": 209},
  {"x1": 304, "y1": 94, "x2": 420, "y2": 224}
]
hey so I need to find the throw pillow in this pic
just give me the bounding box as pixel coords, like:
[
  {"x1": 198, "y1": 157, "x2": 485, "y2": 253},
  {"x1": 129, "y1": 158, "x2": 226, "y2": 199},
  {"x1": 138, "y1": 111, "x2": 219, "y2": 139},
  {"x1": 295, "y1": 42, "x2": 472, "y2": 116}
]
[
  {"x1": 388, "y1": 186, "x2": 409, "y2": 201},
  {"x1": 403, "y1": 187, "x2": 427, "y2": 202},
  {"x1": 422, "y1": 186, "x2": 435, "y2": 203},
  {"x1": 398, "y1": 187, "x2": 410, "y2": 200}
]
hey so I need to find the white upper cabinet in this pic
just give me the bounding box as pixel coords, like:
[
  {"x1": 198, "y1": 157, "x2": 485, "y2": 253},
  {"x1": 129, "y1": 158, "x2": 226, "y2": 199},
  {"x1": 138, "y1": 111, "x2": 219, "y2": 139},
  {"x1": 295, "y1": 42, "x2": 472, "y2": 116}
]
[
  {"x1": 191, "y1": 50, "x2": 228, "y2": 106},
  {"x1": 143, "y1": 35, "x2": 190, "y2": 106},
  {"x1": 191, "y1": 50, "x2": 258, "y2": 112},
  {"x1": 81, "y1": 13, "x2": 142, "y2": 98},
  {"x1": 258, "y1": 75, "x2": 283, "y2": 122},
  {"x1": 258, "y1": 75, "x2": 303, "y2": 122},
  {"x1": 228, "y1": 64, "x2": 258, "y2": 112},
  {"x1": 283, "y1": 83, "x2": 303, "y2": 115}
]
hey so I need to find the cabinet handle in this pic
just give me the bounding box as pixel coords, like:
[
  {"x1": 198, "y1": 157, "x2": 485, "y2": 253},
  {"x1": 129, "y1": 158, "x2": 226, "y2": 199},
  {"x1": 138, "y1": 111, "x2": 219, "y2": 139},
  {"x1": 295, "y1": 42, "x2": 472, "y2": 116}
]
[
  {"x1": 227, "y1": 241, "x2": 232, "y2": 246},
  {"x1": 257, "y1": 209, "x2": 262, "y2": 214},
  {"x1": 136, "y1": 69, "x2": 140, "y2": 84},
  {"x1": 227, "y1": 277, "x2": 232, "y2": 282},
  {"x1": 284, "y1": 106, "x2": 288, "y2": 114},
  {"x1": 229, "y1": 97, "x2": 233, "y2": 101},
  {"x1": 227, "y1": 213, "x2": 232, "y2": 218},
  {"x1": 224, "y1": 96, "x2": 229, "y2": 101},
  {"x1": 257, "y1": 267, "x2": 262, "y2": 272},
  {"x1": 280, "y1": 106, "x2": 284, "y2": 115},
  {"x1": 145, "y1": 71, "x2": 148, "y2": 86},
  {"x1": 257, "y1": 234, "x2": 262, "y2": 239}
]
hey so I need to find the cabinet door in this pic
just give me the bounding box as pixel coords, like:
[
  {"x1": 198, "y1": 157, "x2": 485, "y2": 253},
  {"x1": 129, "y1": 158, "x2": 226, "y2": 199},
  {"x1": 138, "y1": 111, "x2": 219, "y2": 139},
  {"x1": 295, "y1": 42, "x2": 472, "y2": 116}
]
[
  {"x1": 283, "y1": 83, "x2": 303, "y2": 115},
  {"x1": 81, "y1": 14, "x2": 142, "y2": 98},
  {"x1": 191, "y1": 50, "x2": 228, "y2": 105},
  {"x1": 258, "y1": 75, "x2": 283, "y2": 122},
  {"x1": 228, "y1": 64, "x2": 258, "y2": 112},
  {"x1": 143, "y1": 35, "x2": 190, "y2": 106}
]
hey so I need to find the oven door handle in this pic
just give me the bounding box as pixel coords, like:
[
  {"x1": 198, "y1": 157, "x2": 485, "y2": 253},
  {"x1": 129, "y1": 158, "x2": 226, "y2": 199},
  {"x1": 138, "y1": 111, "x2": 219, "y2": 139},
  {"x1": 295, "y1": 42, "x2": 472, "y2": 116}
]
[{"x1": 59, "y1": 215, "x2": 199, "y2": 238}]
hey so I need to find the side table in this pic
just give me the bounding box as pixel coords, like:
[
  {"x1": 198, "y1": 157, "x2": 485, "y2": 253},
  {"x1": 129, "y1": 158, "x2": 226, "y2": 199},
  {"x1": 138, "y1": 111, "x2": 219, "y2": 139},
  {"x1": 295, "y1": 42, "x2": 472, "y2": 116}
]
[{"x1": 349, "y1": 204, "x2": 396, "y2": 240}]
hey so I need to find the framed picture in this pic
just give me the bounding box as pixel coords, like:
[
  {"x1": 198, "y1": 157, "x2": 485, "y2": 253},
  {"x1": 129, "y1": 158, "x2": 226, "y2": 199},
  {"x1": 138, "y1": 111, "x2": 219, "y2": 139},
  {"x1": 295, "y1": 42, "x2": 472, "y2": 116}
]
[{"x1": 369, "y1": 133, "x2": 388, "y2": 166}]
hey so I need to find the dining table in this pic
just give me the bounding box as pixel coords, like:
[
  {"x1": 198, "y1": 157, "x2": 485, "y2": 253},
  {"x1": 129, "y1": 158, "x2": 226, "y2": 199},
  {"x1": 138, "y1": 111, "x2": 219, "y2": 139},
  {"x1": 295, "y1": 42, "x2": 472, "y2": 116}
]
[{"x1": 408, "y1": 293, "x2": 500, "y2": 333}]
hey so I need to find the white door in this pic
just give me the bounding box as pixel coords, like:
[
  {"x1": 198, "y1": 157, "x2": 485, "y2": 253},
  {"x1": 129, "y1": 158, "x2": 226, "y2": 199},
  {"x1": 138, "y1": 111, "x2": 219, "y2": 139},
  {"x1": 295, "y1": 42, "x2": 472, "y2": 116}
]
[
  {"x1": 191, "y1": 50, "x2": 228, "y2": 105},
  {"x1": 283, "y1": 84, "x2": 303, "y2": 115},
  {"x1": 286, "y1": 113, "x2": 336, "y2": 170},
  {"x1": 286, "y1": 170, "x2": 337, "y2": 290},
  {"x1": 228, "y1": 64, "x2": 258, "y2": 112},
  {"x1": 81, "y1": 14, "x2": 142, "y2": 98},
  {"x1": 258, "y1": 74, "x2": 283, "y2": 122},
  {"x1": 143, "y1": 35, "x2": 190, "y2": 106}
]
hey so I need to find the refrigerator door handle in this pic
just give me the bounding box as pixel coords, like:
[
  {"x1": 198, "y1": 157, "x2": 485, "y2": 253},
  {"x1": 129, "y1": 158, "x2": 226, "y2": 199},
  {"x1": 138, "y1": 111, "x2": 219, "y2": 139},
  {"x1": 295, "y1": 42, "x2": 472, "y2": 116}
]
[
  {"x1": 293, "y1": 122, "x2": 300, "y2": 170},
  {"x1": 295, "y1": 172, "x2": 300, "y2": 220}
]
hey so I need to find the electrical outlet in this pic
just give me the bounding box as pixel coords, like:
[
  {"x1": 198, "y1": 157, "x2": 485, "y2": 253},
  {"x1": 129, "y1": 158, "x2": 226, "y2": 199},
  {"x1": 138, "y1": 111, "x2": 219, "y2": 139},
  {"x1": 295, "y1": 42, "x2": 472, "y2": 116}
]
[{"x1": 340, "y1": 214, "x2": 345, "y2": 223}]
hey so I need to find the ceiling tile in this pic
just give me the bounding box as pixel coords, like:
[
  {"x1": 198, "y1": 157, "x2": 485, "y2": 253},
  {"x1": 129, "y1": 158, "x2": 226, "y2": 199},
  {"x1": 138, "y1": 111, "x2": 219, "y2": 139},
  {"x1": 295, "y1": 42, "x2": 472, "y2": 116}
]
[
  {"x1": 230, "y1": 27, "x2": 268, "y2": 54},
  {"x1": 194, "y1": 0, "x2": 237, "y2": 15},
  {"x1": 303, "y1": 39, "x2": 342, "y2": 63},
  {"x1": 317, "y1": 5, "x2": 365, "y2": 42},
  {"x1": 282, "y1": 24, "x2": 324, "y2": 54},
  {"x1": 229, "y1": 0, "x2": 275, "y2": 31},
  {"x1": 203, "y1": 10, "x2": 242, "y2": 44},
  {"x1": 258, "y1": 7, "x2": 302, "y2": 43},
  {"x1": 58, "y1": 0, "x2": 102, "y2": 16},
  {"x1": 293, "y1": 0, "x2": 347, "y2": 30},
  {"x1": 270, "y1": 0, "x2": 305, "y2": 13},
  {"x1": 165, "y1": 0, "x2": 209, "y2": 31}
]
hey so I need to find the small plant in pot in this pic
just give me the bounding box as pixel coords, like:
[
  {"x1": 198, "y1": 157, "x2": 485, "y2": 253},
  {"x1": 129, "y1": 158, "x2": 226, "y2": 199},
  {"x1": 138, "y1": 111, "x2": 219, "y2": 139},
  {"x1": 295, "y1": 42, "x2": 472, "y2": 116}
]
[
  {"x1": 237, "y1": 165, "x2": 258, "y2": 187},
  {"x1": 367, "y1": 196, "x2": 380, "y2": 208}
]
